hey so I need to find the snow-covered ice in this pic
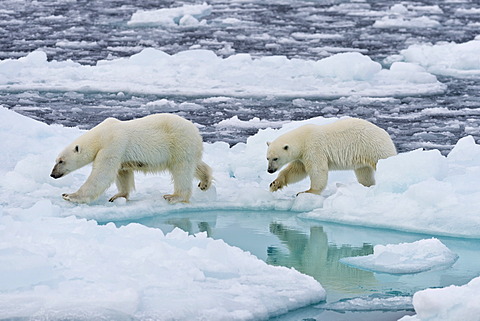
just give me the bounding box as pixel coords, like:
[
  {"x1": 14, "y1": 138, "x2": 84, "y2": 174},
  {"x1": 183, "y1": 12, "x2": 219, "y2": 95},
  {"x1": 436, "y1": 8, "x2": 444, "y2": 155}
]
[
  {"x1": 400, "y1": 276, "x2": 480, "y2": 321},
  {"x1": 373, "y1": 4, "x2": 442, "y2": 29},
  {"x1": 215, "y1": 116, "x2": 288, "y2": 129},
  {"x1": 1, "y1": 0, "x2": 480, "y2": 319},
  {"x1": 301, "y1": 134, "x2": 480, "y2": 238},
  {"x1": 340, "y1": 238, "x2": 458, "y2": 274},
  {"x1": 1, "y1": 104, "x2": 480, "y2": 318},
  {"x1": 2, "y1": 105, "x2": 480, "y2": 236},
  {"x1": 0, "y1": 107, "x2": 326, "y2": 319},
  {"x1": 324, "y1": 296, "x2": 413, "y2": 312},
  {"x1": 0, "y1": 48, "x2": 445, "y2": 99},
  {"x1": 393, "y1": 37, "x2": 480, "y2": 79},
  {"x1": 0, "y1": 216, "x2": 324, "y2": 320},
  {"x1": 128, "y1": 3, "x2": 212, "y2": 27}
]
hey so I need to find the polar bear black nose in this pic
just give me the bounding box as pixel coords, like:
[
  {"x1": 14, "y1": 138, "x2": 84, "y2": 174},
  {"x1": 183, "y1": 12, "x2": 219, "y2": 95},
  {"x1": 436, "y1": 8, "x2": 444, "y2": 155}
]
[
  {"x1": 50, "y1": 172, "x2": 62, "y2": 179},
  {"x1": 268, "y1": 168, "x2": 276, "y2": 174}
]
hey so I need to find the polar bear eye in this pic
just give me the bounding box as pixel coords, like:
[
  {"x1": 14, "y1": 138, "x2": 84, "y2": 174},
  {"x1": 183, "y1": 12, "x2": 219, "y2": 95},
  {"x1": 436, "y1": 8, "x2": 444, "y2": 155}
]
[
  {"x1": 58, "y1": 160, "x2": 64, "y2": 164},
  {"x1": 273, "y1": 158, "x2": 278, "y2": 161}
]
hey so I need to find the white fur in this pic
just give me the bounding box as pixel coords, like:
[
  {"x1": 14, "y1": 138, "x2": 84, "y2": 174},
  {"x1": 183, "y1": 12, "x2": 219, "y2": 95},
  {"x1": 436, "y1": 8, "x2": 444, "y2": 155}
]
[
  {"x1": 266, "y1": 118, "x2": 397, "y2": 195},
  {"x1": 51, "y1": 114, "x2": 212, "y2": 204}
]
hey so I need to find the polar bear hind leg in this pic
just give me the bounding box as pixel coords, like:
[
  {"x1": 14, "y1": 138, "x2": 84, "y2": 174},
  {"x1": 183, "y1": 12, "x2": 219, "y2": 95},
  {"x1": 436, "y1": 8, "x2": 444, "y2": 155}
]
[
  {"x1": 195, "y1": 161, "x2": 212, "y2": 191},
  {"x1": 298, "y1": 165, "x2": 328, "y2": 195},
  {"x1": 354, "y1": 166, "x2": 376, "y2": 187},
  {"x1": 163, "y1": 163, "x2": 195, "y2": 204},
  {"x1": 109, "y1": 169, "x2": 135, "y2": 202}
]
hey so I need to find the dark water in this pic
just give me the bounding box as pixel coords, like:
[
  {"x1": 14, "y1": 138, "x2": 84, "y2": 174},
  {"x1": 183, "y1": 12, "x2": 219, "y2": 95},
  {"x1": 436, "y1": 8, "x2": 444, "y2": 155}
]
[{"x1": 1, "y1": 0, "x2": 480, "y2": 154}]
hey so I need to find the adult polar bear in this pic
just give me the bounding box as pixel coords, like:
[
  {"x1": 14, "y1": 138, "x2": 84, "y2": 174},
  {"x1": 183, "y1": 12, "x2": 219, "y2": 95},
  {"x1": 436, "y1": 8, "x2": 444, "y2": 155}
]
[
  {"x1": 267, "y1": 118, "x2": 396, "y2": 196},
  {"x1": 50, "y1": 114, "x2": 212, "y2": 204}
]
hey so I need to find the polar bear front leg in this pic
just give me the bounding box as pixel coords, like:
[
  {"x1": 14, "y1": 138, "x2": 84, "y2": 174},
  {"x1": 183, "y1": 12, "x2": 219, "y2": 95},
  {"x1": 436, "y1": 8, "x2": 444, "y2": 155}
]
[
  {"x1": 63, "y1": 151, "x2": 120, "y2": 203},
  {"x1": 270, "y1": 160, "x2": 307, "y2": 192},
  {"x1": 109, "y1": 169, "x2": 135, "y2": 202},
  {"x1": 269, "y1": 175, "x2": 286, "y2": 192}
]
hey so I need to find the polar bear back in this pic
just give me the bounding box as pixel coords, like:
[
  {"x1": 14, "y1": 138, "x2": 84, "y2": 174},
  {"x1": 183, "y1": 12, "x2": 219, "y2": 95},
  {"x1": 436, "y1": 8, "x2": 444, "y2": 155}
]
[
  {"x1": 125, "y1": 114, "x2": 202, "y2": 168},
  {"x1": 80, "y1": 113, "x2": 203, "y2": 173},
  {"x1": 289, "y1": 118, "x2": 396, "y2": 170}
]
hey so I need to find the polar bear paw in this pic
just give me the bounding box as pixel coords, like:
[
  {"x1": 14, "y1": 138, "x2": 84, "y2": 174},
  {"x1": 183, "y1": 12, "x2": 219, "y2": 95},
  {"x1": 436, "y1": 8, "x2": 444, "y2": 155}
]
[
  {"x1": 62, "y1": 193, "x2": 88, "y2": 203},
  {"x1": 198, "y1": 181, "x2": 210, "y2": 191},
  {"x1": 163, "y1": 194, "x2": 189, "y2": 204},
  {"x1": 269, "y1": 179, "x2": 285, "y2": 192},
  {"x1": 109, "y1": 193, "x2": 129, "y2": 202},
  {"x1": 296, "y1": 188, "x2": 322, "y2": 196}
]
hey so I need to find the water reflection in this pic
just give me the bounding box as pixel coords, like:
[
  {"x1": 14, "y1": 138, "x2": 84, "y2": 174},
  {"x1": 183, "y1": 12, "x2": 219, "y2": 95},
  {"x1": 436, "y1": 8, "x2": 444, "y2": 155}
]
[
  {"x1": 119, "y1": 210, "x2": 380, "y2": 299},
  {"x1": 113, "y1": 209, "x2": 480, "y2": 311},
  {"x1": 267, "y1": 223, "x2": 377, "y2": 294}
]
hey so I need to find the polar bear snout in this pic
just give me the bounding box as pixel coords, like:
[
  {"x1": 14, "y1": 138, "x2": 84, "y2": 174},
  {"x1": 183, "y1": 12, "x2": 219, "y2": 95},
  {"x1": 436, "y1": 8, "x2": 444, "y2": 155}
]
[
  {"x1": 267, "y1": 167, "x2": 277, "y2": 174},
  {"x1": 50, "y1": 164, "x2": 65, "y2": 179},
  {"x1": 50, "y1": 169, "x2": 63, "y2": 179}
]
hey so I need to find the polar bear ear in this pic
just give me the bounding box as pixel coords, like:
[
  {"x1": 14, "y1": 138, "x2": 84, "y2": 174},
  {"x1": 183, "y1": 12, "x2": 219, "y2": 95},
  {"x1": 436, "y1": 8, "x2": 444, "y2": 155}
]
[
  {"x1": 283, "y1": 144, "x2": 289, "y2": 151},
  {"x1": 266, "y1": 141, "x2": 271, "y2": 146},
  {"x1": 74, "y1": 145, "x2": 80, "y2": 153}
]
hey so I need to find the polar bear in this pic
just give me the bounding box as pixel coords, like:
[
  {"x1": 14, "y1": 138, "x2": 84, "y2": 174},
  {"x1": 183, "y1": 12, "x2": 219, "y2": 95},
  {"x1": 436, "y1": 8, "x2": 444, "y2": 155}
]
[
  {"x1": 266, "y1": 118, "x2": 396, "y2": 195},
  {"x1": 50, "y1": 113, "x2": 212, "y2": 204}
]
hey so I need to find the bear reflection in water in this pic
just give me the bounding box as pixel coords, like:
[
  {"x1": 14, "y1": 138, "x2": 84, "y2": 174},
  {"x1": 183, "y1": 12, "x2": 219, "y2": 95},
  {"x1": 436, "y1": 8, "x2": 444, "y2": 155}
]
[
  {"x1": 268, "y1": 223, "x2": 376, "y2": 293},
  {"x1": 159, "y1": 215, "x2": 376, "y2": 294}
]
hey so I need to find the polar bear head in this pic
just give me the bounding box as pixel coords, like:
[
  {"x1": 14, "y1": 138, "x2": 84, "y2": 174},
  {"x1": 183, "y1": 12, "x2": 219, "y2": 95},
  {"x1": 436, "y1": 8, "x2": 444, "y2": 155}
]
[
  {"x1": 50, "y1": 143, "x2": 93, "y2": 179},
  {"x1": 266, "y1": 141, "x2": 294, "y2": 173}
]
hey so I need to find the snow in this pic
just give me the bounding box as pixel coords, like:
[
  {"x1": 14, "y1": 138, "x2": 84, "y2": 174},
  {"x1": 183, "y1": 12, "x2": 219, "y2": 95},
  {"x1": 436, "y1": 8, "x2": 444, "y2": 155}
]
[
  {"x1": 0, "y1": 214, "x2": 325, "y2": 320},
  {"x1": 325, "y1": 296, "x2": 413, "y2": 312},
  {"x1": 128, "y1": 3, "x2": 212, "y2": 27},
  {"x1": 2, "y1": 105, "x2": 480, "y2": 236},
  {"x1": 373, "y1": 4, "x2": 442, "y2": 29},
  {"x1": 395, "y1": 38, "x2": 480, "y2": 78},
  {"x1": 400, "y1": 277, "x2": 480, "y2": 321},
  {"x1": 373, "y1": 16, "x2": 440, "y2": 29},
  {"x1": 0, "y1": 49, "x2": 445, "y2": 99},
  {"x1": 215, "y1": 116, "x2": 288, "y2": 129},
  {"x1": 0, "y1": 111, "x2": 325, "y2": 320},
  {"x1": 455, "y1": 8, "x2": 480, "y2": 15},
  {"x1": 1, "y1": 37, "x2": 480, "y2": 318},
  {"x1": 339, "y1": 238, "x2": 458, "y2": 274},
  {"x1": 300, "y1": 135, "x2": 480, "y2": 238},
  {"x1": 1, "y1": 105, "x2": 480, "y2": 318}
]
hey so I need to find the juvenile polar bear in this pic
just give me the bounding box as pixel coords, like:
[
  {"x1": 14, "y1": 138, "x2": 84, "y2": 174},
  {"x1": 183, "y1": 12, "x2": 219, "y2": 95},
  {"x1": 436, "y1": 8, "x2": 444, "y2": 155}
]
[
  {"x1": 50, "y1": 113, "x2": 212, "y2": 204},
  {"x1": 266, "y1": 118, "x2": 396, "y2": 195}
]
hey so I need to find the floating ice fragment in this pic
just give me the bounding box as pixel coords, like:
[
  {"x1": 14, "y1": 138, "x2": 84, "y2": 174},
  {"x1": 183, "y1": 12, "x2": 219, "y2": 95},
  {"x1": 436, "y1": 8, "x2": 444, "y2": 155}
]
[
  {"x1": 397, "y1": 38, "x2": 480, "y2": 78},
  {"x1": 340, "y1": 238, "x2": 458, "y2": 274},
  {"x1": 0, "y1": 48, "x2": 445, "y2": 98},
  {"x1": 401, "y1": 277, "x2": 480, "y2": 321},
  {"x1": 128, "y1": 3, "x2": 212, "y2": 27}
]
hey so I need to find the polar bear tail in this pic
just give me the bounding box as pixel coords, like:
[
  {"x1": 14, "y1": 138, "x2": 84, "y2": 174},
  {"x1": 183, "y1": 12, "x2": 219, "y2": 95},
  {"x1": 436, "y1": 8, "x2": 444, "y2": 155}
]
[{"x1": 196, "y1": 161, "x2": 213, "y2": 191}]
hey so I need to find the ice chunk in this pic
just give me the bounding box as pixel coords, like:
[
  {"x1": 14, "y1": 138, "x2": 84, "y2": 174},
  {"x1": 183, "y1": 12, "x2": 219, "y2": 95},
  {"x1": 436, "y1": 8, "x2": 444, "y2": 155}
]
[
  {"x1": 397, "y1": 38, "x2": 480, "y2": 78},
  {"x1": 373, "y1": 4, "x2": 442, "y2": 29},
  {"x1": 373, "y1": 16, "x2": 440, "y2": 29},
  {"x1": 215, "y1": 116, "x2": 287, "y2": 129},
  {"x1": 128, "y1": 3, "x2": 212, "y2": 27},
  {"x1": 0, "y1": 216, "x2": 325, "y2": 319},
  {"x1": 340, "y1": 238, "x2": 458, "y2": 274},
  {"x1": 0, "y1": 49, "x2": 445, "y2": 98},
  {"x1": 400, "y1": 277, "x2": 480, "y2": 321}
]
